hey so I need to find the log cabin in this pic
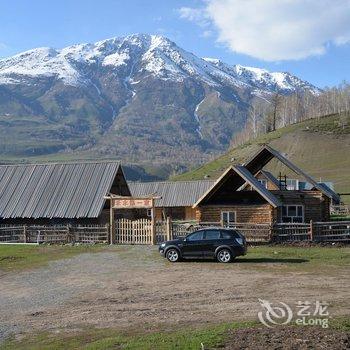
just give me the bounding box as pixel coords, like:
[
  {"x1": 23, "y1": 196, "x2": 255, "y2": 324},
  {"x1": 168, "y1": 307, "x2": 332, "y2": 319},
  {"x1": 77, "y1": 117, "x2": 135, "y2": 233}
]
[{"x1": 129, "y1": 146, "x2": 340, "y2": 224}]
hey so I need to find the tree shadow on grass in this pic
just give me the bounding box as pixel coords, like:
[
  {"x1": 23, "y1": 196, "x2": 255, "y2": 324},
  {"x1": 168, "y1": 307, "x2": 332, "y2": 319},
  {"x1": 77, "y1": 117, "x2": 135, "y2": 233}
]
[
  {"x1": 178, "y1": 257, "x2": 308, "y2": 264},
  {"x1": 235, "y1": 258, "x2": 308, "y2": 264}
]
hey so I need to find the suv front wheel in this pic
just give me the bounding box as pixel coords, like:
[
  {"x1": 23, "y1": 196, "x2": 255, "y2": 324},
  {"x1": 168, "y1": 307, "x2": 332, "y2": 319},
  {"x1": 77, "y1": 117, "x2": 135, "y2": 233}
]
[
  {"x1": 166, "y1": 248, "x2": 180, "y2": 262},
  {"x1": 217, "y1": 248, "x2": 233, "y2": 263}
]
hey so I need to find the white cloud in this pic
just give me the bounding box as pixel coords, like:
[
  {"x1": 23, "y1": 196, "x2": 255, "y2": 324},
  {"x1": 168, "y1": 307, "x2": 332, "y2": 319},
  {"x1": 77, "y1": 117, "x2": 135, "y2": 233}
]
[
  {"x1": 178, "y1": 7, "x2": 210, "y2": 27},
  {"x1": 179, "y1": 0, "x2": 350, "y2": 61},
  {"x1": 201, "y1": 30, "x2": 213, "y2": 38}
]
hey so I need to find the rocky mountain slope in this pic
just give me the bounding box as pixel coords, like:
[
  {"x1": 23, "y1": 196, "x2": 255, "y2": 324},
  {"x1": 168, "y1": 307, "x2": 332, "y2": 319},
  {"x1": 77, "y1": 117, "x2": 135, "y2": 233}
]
[{"x1": 0, "y1": 34, "x2": 320, "y2": 172}]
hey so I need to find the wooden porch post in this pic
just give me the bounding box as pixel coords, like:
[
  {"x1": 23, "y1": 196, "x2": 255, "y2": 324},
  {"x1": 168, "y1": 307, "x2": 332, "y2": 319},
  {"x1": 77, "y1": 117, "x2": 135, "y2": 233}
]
[
  {"x1": 309, "y1": 220, "x2": 313, "y2": 241},
  {"x1": 109, "y1": 201, "x2": 115, "y2": 245},
  {"x1": 151, "y1": 198, "x2": 156, "y2": 245},
  {"x1": 166, "y1": 216, "x2": 172, "y2": 241}
]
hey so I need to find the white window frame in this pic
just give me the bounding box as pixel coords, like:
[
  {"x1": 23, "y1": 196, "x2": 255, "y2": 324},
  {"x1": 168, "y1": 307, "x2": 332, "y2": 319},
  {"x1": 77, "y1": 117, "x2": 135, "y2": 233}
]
[
  {"x1": 286, "y1": 179, "x2": 300, "y2": 191},
  {"x1": 257, "y1": 179, "x2": 268, "y2": 189},
  {"x1": 281, "y1": 205, "x2": 304, "y2": 223},
  {"x1": 221, "y1": 211, "x2": 236, "y2": 227}
]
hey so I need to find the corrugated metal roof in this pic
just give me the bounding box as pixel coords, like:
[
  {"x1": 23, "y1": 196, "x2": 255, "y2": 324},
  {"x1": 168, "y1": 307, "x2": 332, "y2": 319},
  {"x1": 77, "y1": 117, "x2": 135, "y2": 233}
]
[
  {"x1": 0, "y1": 161, "x2": 121, "y2": 219},
  {"x1": 129, "y1": 180, "x2": 215, "y2": 207}
]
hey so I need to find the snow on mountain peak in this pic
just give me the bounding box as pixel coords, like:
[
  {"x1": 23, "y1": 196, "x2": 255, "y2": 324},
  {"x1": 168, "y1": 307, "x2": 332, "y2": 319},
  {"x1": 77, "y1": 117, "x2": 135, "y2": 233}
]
[{"x1": 0, "y1": 34, "x2": 319, "y2": 94}]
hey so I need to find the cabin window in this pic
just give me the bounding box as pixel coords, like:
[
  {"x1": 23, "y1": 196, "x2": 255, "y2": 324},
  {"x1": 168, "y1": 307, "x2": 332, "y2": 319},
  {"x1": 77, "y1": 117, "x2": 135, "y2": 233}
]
[
  {"x1": 286, "y1": 179, "x2": 299, "y2": 190},
  {"x1": 281, "y1": 205, "x2": 304, "y2": 223},
  {"x1": 221, "y1": 211, "x2": 236, "y2": 227},
  {"x1": 258, "y1": 179, "x2": 268, "y2": 189}
]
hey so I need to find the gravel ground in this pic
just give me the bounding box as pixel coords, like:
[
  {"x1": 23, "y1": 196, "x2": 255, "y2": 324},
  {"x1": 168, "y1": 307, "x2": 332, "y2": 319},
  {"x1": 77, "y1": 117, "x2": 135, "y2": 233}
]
[{"x1": 0, "y1": 246, "x2": 349, "y2": 342}]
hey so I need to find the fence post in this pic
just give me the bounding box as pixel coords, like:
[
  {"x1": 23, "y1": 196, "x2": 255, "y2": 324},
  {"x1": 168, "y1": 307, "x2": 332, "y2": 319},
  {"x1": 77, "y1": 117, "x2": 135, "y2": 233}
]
[
  {"x1": 23, "y1": 225, "x2": 27, "y2": 243},
  {"x1": 166, "y1": 217, "x2": 172, "y2": 241},
  {"x1": 105, "y1": 224, "x2": 109, "y2": 243},
  {"x1": 269, "y1": 224, "x2": 274, "y2": 243},
  {"x1": 110, "y1": 205, "x2": 115, "y2": 245},
  {"x1": 309, "y1": 220, "x2": 313, "y2": 241}
]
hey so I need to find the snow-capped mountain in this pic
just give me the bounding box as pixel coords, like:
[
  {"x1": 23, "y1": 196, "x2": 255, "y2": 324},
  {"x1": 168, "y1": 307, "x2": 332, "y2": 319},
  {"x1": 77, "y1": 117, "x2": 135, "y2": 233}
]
[
  {"x1": 0, "y1": 34, "x2": 319, "y2": 93},
  {"x1": 0, "y1": 34, "x2": 320, "y2": 169}
]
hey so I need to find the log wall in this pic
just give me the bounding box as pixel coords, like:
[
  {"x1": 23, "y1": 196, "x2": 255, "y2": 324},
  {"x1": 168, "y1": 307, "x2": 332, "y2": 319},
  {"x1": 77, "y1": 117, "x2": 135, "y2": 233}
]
[
  {"x1": 273, "y1": 190, "x2": 330, "y2": 222},
  {"x1": 197, "y1": 204, "x2": 275, "y2": 224}
]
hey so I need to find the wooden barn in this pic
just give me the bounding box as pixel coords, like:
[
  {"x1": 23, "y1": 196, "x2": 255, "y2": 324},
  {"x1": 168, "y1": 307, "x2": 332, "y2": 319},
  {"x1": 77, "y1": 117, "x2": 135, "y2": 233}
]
[{"x1": 0, "y1": 161, "x2": 130, "y2": 225}]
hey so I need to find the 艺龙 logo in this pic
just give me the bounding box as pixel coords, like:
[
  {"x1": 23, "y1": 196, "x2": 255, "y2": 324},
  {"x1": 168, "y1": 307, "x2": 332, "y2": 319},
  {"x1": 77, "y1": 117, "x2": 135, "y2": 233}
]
[{"x1": 257, "y1": 298, "x2": 293, "y2": 328}]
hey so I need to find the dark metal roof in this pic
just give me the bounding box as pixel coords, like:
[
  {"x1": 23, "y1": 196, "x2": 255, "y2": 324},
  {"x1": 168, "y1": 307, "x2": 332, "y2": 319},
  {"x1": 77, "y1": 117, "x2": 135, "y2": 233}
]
[
  {"x1": 260, "y1": 170, "x2": 280, "y2": 188},
  {"x1": 243, "y1": 145, "x2": 341, "y2": 203},
  {"x1": 234, "y1": 165, "x2": 281, "y2": 207},
  {"x1": 0, "y1": 161, "x2": 121, "y2": 219},
  {"x1": 129, "y1": 180, "x2": 215, "y2": 207},
  {"x1": 193, "y1": 165, "x2": 282, "y2": 208}
]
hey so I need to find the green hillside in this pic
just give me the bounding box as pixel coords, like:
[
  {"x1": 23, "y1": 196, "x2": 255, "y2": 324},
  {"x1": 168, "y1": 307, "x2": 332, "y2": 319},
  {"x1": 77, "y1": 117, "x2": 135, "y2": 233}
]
[{"x1": 173, "y1": 112, "x2": 350, "y2": 204}]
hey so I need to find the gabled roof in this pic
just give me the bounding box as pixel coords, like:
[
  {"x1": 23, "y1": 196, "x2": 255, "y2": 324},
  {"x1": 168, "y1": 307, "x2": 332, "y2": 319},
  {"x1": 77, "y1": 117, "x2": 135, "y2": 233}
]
[
  {"x1": 240, "y1": 169, "x2": 280, "y2": 190},
  {"x1": 193, "y1": 165, "x2": 282, "y2": 208},
  {"x1": 0, "y1": 161, "x2": 125, "y2": 219},
  {"x1": 243, "y1": 145, "x2": 341, "y2": 203},
  {"x1": 129, "y1": 180, "x2": 215, "y2": 207}
]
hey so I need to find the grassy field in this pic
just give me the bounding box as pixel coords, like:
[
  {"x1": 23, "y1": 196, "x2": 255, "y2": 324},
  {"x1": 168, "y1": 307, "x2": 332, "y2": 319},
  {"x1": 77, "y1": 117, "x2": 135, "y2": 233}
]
[
  {"x1": 1, "y1": 244, "x2": 349, "y2": 349},
  {"x1": 0, "y1": 244, "x2": 106, "y2": 272},
  {"x1": 1, "y1": 244, "x2": 349, "y2": 272},
  {"x1": 2, "y1": 318, "x2": 350, "y2": 350},
  {"x1": 240, "y1": 245, "x2": 350, "y2": 274},
  {"x1": 1, "y1": 321, "x2": 256, "y2": 350},
  {"x1": 172, "y1": 112, "x2": 350, "y2": 204}
]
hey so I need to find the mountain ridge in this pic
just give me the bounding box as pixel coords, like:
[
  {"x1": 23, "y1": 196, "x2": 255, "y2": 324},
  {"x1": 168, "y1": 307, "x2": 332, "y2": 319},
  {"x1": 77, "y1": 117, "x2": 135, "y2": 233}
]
[{"x1": 0, "y1": 33, "x2": 320, "y2": 174}]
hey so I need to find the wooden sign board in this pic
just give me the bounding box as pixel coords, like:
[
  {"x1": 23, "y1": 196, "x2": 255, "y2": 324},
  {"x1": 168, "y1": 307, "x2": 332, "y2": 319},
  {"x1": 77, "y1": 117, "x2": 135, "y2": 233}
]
[{"x1": 111, "y1": 197, "x2": 153, "y2": 209}]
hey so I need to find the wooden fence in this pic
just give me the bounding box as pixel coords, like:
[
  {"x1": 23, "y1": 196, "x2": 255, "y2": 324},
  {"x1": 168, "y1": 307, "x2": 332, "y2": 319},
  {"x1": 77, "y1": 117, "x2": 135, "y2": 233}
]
[
  {"x1": 313, "y1": 221, "x2": 350, "y2": 242},
  {"x1": 272, "y1": 223, "x2": 311, "y2": 242},
  {"x1": 167, "y1": 220, "x2": 350, "y2": 243},
  {"x1": 1, "y1": 221, "x2": 349, "y2": 245},
  {"x1": 115, "y1": 218, "x2": 154, "y2": 244},
  {"x1": 0, "y1": 225, "x2": 109, "y2": 244},
  {"x1": 331, "y1": 204, "x2": 350, "y2": 216}
]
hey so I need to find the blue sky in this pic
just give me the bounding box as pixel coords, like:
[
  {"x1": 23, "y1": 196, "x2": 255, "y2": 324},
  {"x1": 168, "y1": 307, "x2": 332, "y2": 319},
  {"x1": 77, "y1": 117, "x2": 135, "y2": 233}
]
[{"x1": 0, "y1": 0, "x2": 349, "y2": 88}]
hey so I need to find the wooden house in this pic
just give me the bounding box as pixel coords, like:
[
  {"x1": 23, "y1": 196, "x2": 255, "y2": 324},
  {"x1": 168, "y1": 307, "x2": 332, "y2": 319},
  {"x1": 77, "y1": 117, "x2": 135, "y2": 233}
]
[
  {"x1": 0, "y1": 161, "x2": 130, "y2": 225},
  {"x1": 129, "y1": 146, "x2": 339, "y2": 224}
]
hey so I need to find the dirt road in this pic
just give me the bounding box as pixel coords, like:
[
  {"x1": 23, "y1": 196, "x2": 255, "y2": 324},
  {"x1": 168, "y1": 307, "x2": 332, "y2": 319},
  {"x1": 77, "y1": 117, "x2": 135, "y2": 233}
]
[{"x1": 0, "y1": 246, "x2": 349, "y2": 341}]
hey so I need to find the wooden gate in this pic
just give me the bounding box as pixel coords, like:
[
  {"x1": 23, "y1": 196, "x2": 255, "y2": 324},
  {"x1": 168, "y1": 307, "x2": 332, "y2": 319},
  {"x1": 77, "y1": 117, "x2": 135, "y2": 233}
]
[{"x1": 115, "y1": 218, "x2": 153, "y2": 244}]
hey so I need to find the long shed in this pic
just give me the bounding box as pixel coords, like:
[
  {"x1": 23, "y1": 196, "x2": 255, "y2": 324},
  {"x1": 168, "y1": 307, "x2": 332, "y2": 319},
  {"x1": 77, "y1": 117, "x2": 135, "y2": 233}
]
[{"x1": 0, "y1": 161, "x2": 130, "y2": 225}]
